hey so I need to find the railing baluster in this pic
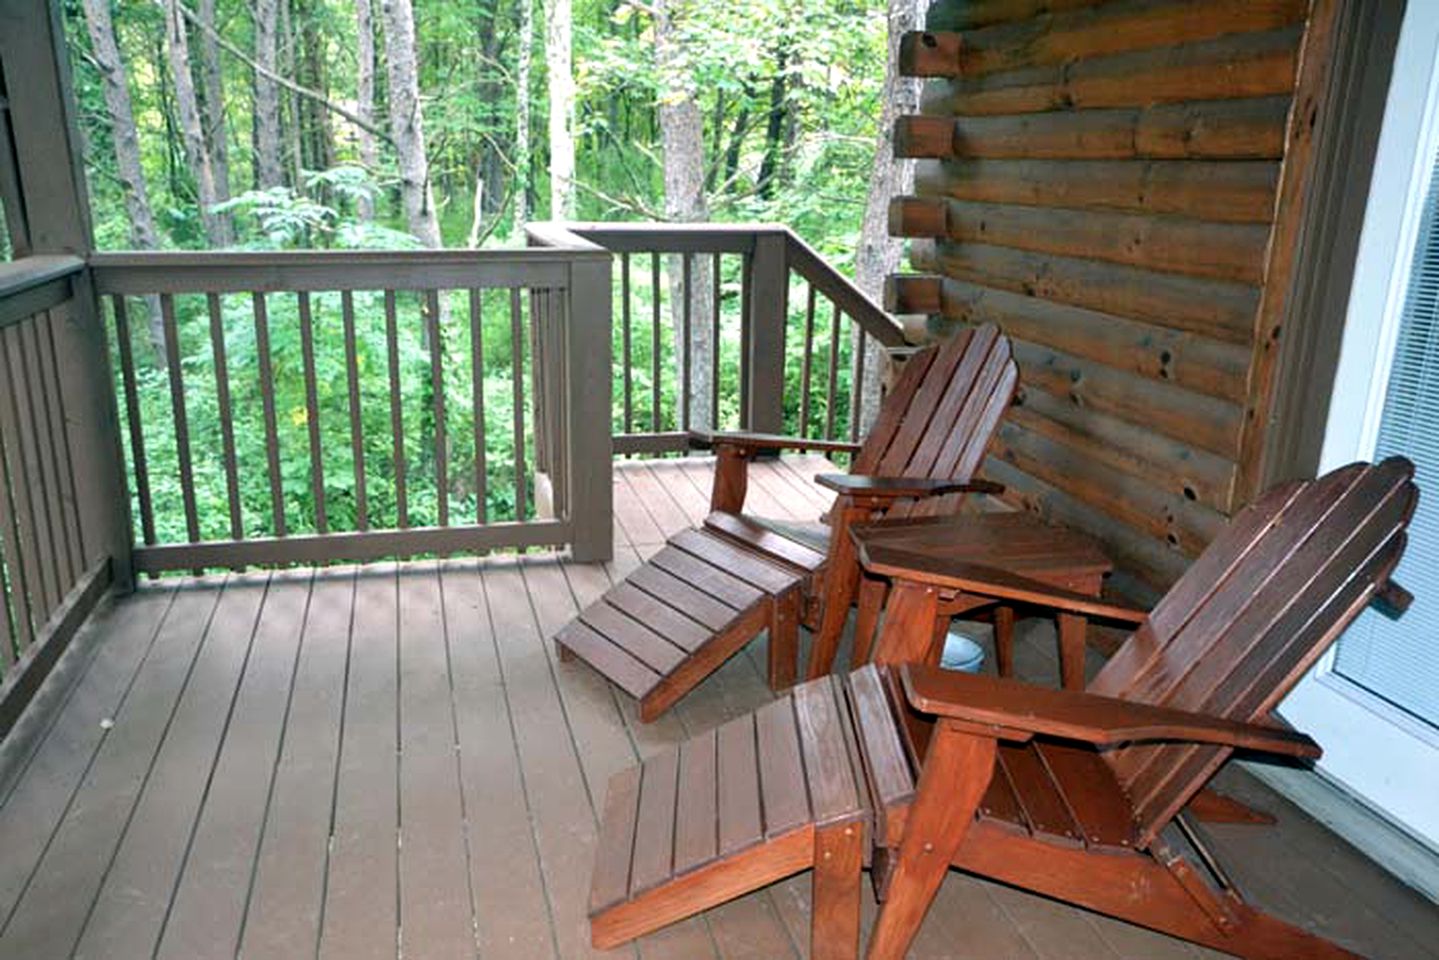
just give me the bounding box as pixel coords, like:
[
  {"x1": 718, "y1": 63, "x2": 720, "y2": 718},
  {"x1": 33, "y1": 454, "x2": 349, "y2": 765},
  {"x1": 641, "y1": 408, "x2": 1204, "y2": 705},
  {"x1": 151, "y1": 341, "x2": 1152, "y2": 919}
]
[
  {"x1": 621, "y1": 252, "x2": 632, "y2": 437},
  {"x1": 682, "y1": 252, "x2": 692, "y2": 431},
  {"x1": 0, "y1": 375, "x2": 34, "y2": 649},
  {"x1": 45, "y1": 311, "x2": 87, "y2": 571},
  {"x1": 208, "y1": 293, "x2": 243, "y2": 541},
  {"x1": 825, "y1": 300, "x2": 841, "y2": 441},
  {"x1": 253, "y1": 292, "x2": 287, "y2": 538},
  {"x1": 0, "y1": 523, "x2": 14, "y2": 666},
  {"x1": 851, "y1": 325, "x2": 866, "y2": 443},
  {"x1": 427, "y1": 289, "x2": 448, "y2": 527},
  {"x1": 385, "y1": 289, "x2": 407, "y2": 529},
  {"x1": 112, "y1": 296, "x2": 155, "y2": 546},
  {"x1": 160, "y1": 295, "x2": 201, "y2": 549},
  {"x1": 298, "y1": 292, "x2": 327, "y2": 534},
  {"x1": 711, "y1": 252, "x2": 721, "y2": 429},
  {"x1": 341, "y1": 291, "x2": 368, "y2": 531},
  {"x1": 469, "y1": 289, "x2": 486, "y2": 523},
  {"x1": 739, "y1": 252, "x2": 752, "y2": 430},
  {"x1": 1, "y1": 325, "x2": 56, "y2": 613},
  {"x1": 29, "y1": 317, "x2": 79, "y2": 581},
  {"x1": 510, "y1": 288, "x2": 527, "y2": 522},
  {"x1": 800, "y1": 283, "x2": 817, "y2": 438},
  {"x1": 651, "y1": 251, "x2": 661, "y2": 434}
]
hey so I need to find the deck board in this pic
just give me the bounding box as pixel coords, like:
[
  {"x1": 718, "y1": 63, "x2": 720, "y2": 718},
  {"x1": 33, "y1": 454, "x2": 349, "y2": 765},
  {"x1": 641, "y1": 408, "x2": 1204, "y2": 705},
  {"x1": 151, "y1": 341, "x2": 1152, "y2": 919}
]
[{"x1": 0, "y1": 455, "x2": 1432, "y2": 959}]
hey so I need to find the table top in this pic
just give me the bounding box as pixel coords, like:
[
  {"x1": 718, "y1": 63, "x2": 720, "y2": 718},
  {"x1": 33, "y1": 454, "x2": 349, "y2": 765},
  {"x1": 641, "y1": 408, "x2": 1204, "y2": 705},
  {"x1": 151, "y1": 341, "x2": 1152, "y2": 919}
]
[{"x1": 852, "y1": 511, "x2": 1112, "y2": 579}]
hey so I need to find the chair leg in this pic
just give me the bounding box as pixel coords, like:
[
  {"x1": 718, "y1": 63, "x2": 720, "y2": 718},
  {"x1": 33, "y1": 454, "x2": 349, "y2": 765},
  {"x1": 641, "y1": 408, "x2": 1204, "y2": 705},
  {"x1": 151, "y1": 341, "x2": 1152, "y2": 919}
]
[
  {"x1": 812, "y1": 821, "x2": 864, "y2": 960},
  {"x1": 807, "y1": 505, "x2": 869, "y2": 679},
  {"x1": 768, "y1": 590, "x2": 800, "y2": 692},
  {"x1": 849, "y1": 576, "x2": 888, "y2": 669},
  {"x1": 992, "y1": 605, "x2": 1015, "y2": 677},
  {"x1": 867, "y1": 722, "x2": 996, "y2": 960}
]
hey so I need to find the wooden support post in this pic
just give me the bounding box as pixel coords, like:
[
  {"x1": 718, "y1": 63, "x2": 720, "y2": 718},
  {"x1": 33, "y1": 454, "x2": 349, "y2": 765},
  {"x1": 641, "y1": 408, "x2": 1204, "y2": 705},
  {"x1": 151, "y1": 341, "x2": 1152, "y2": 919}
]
[
  {"x1": 0, "y1": 0, "x2": 133, "y2": 590},
  {"x1": 566, "y1": 255, "x2": 614, "y2": 562},
  {"x1": 746, "y1": 231, "x2": 788, "y2": 435}
]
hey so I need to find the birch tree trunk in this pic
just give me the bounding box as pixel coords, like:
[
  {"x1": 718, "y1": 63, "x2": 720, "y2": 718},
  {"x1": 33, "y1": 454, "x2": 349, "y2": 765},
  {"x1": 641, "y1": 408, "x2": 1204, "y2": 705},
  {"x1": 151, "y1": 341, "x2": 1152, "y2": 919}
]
[
  {"x1": 196, "y1": 0, "x2": 232, "y2": 216},
  {"x1": 252, "y1": 0, "x2": 285, "y2": 188},
  {"x1": 853, "y1": 0, "x2": 921, "y2": 431},
  {"x1": 380, "y1": 0, "x2": 443, "y2": 248},
  {"x1": 163, "y1": 0, "x2": 230, "y2": 246},
  {"x1": 355, "y1": 0, "x2": 377, "y2": 219},
  {"x1": 513, "y1": 0, "x2": 533, "y2": 229},
  {"x1": 543, "y1": 0, "x2": 575, "y2": 218},
  {"x1": 82, "y1": 0, "x2": 166, "y2": 359},
  {"x1": 654, "y1": 0, "x2": 713, "y2": 428}
]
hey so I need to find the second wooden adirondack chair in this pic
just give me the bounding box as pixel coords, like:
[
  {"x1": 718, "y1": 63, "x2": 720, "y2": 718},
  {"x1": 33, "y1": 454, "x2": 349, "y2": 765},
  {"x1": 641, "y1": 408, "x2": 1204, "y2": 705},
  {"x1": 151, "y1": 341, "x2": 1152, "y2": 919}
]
[
  {"x1": 555, "y1": 323, "x2": 1017, "y2": 720},
  {"x1": 586, "y1": 457, "x2": 1417, "y2": 959}
]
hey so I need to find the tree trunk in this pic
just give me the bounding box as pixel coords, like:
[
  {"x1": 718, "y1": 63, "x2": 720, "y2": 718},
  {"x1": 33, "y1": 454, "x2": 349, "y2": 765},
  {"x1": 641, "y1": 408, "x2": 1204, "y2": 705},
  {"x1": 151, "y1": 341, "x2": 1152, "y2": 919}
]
[
  {"x1": 355, "y1": 0, "x2": 377, "y2": 219},
  {"x1": 82, "y1": 0, "x2": 166, "y2": 360},
  {"x1": 281, "y1": 0, "x2": 303, "y2": 187},
  {"x1": 253, "y1": 0, "x2": 285, "y2": 188},
  {"x1": 853, "y1": 0, "x2": 921, "y2": 431},
  {"x1": 380, "y1": 0, "x2": 443, "y2": 247},
  {"x1": 163, "y1": 0, "x2": 230, "y2": 246},
  {"x1": 757, "y1": 46, "x2": 789, "y2": 201},
  {"x1": 654, "y1": 0, "x2": 713, "y2": 429},
  {"x1": 543, "y1": 0, "x2": 575, "y2": 218},
  {"x1": 196, "y1": 0, "x2": 232, "y2": 221},
  {"x1": 514, "y1": 0, "x2": 533, "y2": 229}
]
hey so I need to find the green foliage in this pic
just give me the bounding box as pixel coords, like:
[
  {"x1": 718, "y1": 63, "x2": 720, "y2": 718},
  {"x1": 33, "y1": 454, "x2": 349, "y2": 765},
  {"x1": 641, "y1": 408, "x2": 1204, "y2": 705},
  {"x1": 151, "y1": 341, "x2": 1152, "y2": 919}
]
[{"x1": 63, "y1": 0, "x2": 886, "y2": 548}]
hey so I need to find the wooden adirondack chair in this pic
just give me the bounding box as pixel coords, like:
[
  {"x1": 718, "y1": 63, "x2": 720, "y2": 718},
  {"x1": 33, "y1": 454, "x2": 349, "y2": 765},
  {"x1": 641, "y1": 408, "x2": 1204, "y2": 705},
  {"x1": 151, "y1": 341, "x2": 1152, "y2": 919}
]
[
  {"x1": 555, "y1": 323, "x2": 1017, "y2": 721},
  {"x1": 586, "y1": 457, "x2": 1417, "y2": 959}
]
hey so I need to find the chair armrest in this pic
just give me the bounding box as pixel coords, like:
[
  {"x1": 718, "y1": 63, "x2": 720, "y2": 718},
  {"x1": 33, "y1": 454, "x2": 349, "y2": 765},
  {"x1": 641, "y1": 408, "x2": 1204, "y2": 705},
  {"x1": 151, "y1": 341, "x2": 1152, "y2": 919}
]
[
  {"x1": 855, "y1": 542, "x2": 1148, "y2": 624},
  {"x1": 899, "y1": 664, "x2": 1321, "y2": 759},
  {"x1": 686, "y1": 429, "x2": 863, "y2": 455},
  {"x1": 815, "y1": 473, "x2": 1004, "y2": 499}
]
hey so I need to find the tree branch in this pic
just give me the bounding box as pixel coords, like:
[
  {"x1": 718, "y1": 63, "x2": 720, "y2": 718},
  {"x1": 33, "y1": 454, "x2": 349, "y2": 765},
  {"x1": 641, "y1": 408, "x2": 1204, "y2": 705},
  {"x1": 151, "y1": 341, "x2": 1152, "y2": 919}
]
[{"x1": 169, "y1": 0, "x2": 395, "y2": 145}]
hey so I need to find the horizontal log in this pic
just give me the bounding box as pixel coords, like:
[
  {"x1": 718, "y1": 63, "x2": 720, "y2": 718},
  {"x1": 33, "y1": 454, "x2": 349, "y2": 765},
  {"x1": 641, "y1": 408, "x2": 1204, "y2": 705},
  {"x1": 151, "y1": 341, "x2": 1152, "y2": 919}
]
[
  {"x1": 983, "y1": 455, "x2": 1191, "y2": 593},
  {"x1": 1011, "y1": 386, "x2": 1235, "y2": 511},
  {"x1": 911, "y1": 158, "x2": 1280, "y2": 224},
  {"x1": 914, "y1": 241, "x2": 1258, "y2": 344},
  {"x1": 933, "y1": 0, "x2": 1105, "y2": 32},
  {"x1": 991, "y1": 417, "x2": 1227, "y2": 555},
  {"x1": 899, "y1": 31, "x2": 964, "y2": 77},
  {"x1": 937, "y1": 278, "x2": 1250, "y2": 402},
  {"x1": 888, "y1": 196, "x2": 949, "y2": 238},
  {"x1": 1006, "y1": 335, "x2": 1245, "y2": 457},
  {"x1": 955, "y1": 0, "x2": 1307, "y2": 77},
  {"x1": 912, "y1": 96, "x2": 1292, "y2": 160},
  {"x1": 929, "y1": 26, "x2": 1302, "y2": 115},
  {"x1": 884, "y1": 274, "x2": 943, "y2": 314},
  {"x1": 909, "y1": 198, "x2": 1272, "y2": 284}
]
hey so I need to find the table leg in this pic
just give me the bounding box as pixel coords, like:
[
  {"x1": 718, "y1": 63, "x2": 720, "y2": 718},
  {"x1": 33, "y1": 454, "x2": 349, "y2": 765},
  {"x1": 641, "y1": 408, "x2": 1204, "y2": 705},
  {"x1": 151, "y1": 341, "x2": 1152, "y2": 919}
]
[
  {"x1": 1057, "y1": 613, "x2": 1087, "y2": 691},
  {"x1": 993, "y1": 605, "x2": 1015, "y2": 678},
  {"x1": 871, "y1": 581, "x2": 939, "y2": 667}
]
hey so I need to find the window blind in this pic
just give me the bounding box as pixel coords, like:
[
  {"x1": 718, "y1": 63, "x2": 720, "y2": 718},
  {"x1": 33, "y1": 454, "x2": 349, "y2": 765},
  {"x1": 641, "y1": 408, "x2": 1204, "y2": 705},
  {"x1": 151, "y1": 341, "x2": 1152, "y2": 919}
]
[{"x1": 1333, "y1": 145, "x2": 1439, "y2": 729}]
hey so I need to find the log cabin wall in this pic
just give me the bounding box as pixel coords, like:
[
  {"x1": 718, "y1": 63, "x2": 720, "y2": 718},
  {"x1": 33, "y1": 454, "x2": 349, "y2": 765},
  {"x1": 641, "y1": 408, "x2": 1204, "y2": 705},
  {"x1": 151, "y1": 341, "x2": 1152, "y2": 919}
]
[{"x1": 886, "y1": 0, "x2": 1344, "y2": 598}]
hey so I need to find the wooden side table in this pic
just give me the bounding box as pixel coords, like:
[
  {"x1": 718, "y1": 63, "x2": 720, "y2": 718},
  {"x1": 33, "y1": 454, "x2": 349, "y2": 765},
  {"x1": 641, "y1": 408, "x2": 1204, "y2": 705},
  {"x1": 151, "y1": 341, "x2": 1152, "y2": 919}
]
[{"x1": 851, "y1": 512, "x2": 1113, "y2": 690}]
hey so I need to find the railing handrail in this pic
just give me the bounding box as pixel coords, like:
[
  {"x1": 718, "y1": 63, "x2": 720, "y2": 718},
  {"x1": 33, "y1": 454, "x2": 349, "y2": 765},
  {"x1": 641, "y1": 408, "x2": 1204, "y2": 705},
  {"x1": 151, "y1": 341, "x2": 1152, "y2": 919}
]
[
  {"x1": 0, "y1": 254, "x2": 84, "y2": 330},
  {"x1": 533, "y1": 221, "x2": 909, "y2": 348}
]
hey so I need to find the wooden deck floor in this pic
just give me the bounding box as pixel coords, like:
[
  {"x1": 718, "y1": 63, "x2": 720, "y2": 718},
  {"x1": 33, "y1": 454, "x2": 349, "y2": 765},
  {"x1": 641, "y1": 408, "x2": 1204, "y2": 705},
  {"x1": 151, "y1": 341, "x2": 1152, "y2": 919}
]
[{"x1": 0, "y1": 455, "x2": 1435, "y2": 959}]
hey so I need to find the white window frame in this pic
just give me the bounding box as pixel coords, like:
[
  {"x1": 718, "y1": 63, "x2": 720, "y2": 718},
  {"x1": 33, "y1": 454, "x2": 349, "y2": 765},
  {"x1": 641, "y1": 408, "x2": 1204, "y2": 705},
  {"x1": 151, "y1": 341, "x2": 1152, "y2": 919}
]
[{"x1": 1278, "y1": 0, "x2": 1439, "y2": 851}]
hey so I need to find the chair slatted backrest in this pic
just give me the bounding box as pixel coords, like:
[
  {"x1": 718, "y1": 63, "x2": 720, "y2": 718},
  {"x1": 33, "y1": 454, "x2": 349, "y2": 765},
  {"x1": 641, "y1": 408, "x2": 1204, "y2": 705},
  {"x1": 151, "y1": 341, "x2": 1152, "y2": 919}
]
[
  {"x1": 850, "y1": 323, "x2": 1017, "y2": 519},
  {"x1": 1087, "y1": 457, "x2": 1417, "y2": 847}
]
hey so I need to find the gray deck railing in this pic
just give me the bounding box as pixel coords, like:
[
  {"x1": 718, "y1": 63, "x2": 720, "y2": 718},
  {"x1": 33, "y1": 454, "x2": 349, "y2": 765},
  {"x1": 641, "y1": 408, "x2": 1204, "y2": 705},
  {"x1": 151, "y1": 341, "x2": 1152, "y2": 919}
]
[
  {"x1": 0, "y1": 256, "x2": 122, "y2": 733},
  {"x1": 528, "y1": 224, "x2": 906, "y2": 456},
  {"x1": 90, "y1": 243, "x2": 614, "y2": 575}
]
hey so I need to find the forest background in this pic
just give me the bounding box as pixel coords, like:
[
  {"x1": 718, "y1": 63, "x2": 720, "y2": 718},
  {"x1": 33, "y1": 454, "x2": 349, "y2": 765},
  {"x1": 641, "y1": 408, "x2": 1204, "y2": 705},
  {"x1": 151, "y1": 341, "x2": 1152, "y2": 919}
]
[{"x1": 2, "y1": 0, "x2": 918, "y2": 543}]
